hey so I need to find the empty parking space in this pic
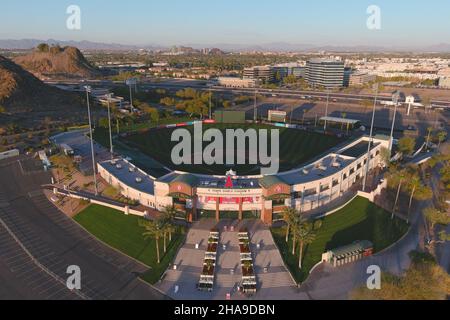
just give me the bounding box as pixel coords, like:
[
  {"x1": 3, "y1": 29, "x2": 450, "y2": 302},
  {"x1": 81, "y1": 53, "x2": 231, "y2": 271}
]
[{"x1": 0, "y1": 157, "x2": 167, "y2": 300}]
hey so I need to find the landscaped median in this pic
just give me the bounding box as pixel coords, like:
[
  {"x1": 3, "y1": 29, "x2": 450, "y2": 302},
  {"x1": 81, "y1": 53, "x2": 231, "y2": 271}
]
[
  {"x1": 271, "y1": 196, "x2": 409, "y2": 283},
  {"x1": 74, "y1": 204, "x2": 185, "y2": 284}
]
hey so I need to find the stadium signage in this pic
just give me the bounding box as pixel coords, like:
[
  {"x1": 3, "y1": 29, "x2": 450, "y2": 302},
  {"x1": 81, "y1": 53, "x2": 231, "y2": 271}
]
[
  {"x1": 198, "y1": 188, "x2": 260, "y2": 196},
  {"x1": 171, "y1": 122, "x2": 280, "y2": 175}
]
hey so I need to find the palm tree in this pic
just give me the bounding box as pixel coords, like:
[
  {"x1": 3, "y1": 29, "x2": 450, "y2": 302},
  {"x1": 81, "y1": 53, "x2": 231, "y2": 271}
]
[
  {"x1": 425, "y1": 127, "x2": 433, "y2": 151},
  {"x1": 340, "y1": 112, "x2": 347, "y2": 131},
  {"x1": 296, "y1": 223, "x2": 316, "y2": 269},
  {"x1": 387, "y1": 167, "x2": 407, "y2": 219},
  {"x1": 162, "y1": 223, "x2": 169, "y2": 253},
  {"x1": 282, "y1": 207, "x2": 297, "y2": 243},
  {"x1": 205, "y1": 259, "x2": 214, "y2": 272},
  {"x1": 392, "y1": 176, "x2": 404, "y2": 219},
  {"x1": 437, "y1": 130, "x2": 447, "y2": 151},
  {"x1": 424, "y1": 207, "x2": 450, "y2": 230},
  {"x1": 139, "y1": 219, "x2": 164, "y2": 264},
  {"x1": 161, "y1": 205, "x2": 177, "y2": 241},
  {"x1": 290, "y1": 215, "x2": 308, "y2": 255},
  {"x1": 242, "y1": 260, "x2": 252, "y2": 273},
  {"x1": 405, "y1": 171, "x2": 432, "y2": 223}
]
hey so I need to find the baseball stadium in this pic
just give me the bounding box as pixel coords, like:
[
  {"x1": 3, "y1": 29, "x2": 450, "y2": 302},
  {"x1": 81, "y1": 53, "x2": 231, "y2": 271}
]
[{"x1": 96, "y1": 111, "x2": 390, "y2": 225}]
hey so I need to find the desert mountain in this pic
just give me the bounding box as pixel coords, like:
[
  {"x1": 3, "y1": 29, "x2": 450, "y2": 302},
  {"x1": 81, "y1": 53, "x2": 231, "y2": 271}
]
[
  {"x1": 0, "y1": 55, "x2": 83, "y2": 114},
  {"x1": 13, "y1": 45, "x2": 100, "y2": 79}
]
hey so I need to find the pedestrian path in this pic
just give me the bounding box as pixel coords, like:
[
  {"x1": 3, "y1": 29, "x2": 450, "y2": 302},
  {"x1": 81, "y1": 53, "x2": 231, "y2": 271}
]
[{"x1": 157, "y1": 219, "x2": 296, "y2": 300}]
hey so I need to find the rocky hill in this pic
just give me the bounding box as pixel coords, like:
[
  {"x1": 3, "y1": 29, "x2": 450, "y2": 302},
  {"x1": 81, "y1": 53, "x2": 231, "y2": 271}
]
[
  {"x1": 0, "y1": 55, "x2": 83, "y2": 115},
  {"x1": 13, "y1": 45, "x2": 100, "y2": 79}
]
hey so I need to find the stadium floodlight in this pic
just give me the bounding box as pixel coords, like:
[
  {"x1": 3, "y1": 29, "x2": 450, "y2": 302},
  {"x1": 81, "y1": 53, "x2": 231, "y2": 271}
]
[
  {"x1": 84, "y1": 85, "x2": 99, "y2": 196},
  {"x1": 106, "y1": 93, "x2": 114, "y2": 160},
  {"x1": 389, "y1": 91, "x2": 401, "y2": 151},
  {"x1": 126, "y1": 78, "x2": 137, "y2": 109},
  {"x1": 323, "y1": 89, "x2": 330, "y2": 131},
  {"x1": 362, "y1": 83, "x2": 378, "y2": 192},
  {"x1": 209, "y1": 87, "x2": 212, "y2": 119},
  {"x1": 253, "y1": 89, "x2": 258, "y2": 123}
]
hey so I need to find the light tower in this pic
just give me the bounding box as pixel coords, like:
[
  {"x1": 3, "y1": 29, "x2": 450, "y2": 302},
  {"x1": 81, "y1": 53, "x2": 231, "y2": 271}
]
[
  {"x1": 106, "y1": 93, "x2": 114, "y2": 160},
  {"x1": 362, "y1": 83, "x2": 378, "y2": 192},
  {"x1": 253, "y1": 88, "x2": 258, "y2": 123},
  {"x1": 389, "y1": 91, "x2": 401, "y2": 151},
  {"x1": 126, "y1": 78, "x2": 137, "y2": 110},
  {"x1": 84, "y1": 85, "x2": 98, "y2": 196},
  {"x1": 323, "y1": 89, "x2": 331, "y2": 132}
]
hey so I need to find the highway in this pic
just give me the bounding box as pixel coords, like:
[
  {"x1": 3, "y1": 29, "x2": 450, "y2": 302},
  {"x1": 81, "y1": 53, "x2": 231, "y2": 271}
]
[
  {"x1": 46, "y1": 78, "x2": 450, "y2": 137},
  {"x1": 45, "y1": 78, "x2": 450, "y2": 109}
]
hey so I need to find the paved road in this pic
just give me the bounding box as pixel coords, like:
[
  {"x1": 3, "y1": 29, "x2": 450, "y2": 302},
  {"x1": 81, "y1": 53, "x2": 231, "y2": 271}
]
[
  {"x1": 430, "y1": 157, "x2": 450, "y2": 273},
  {"x1": 0, "y1": 156, "x2": 168, "y2": 300},
  {"x1": 45, "y1": 79, "x2": 450, "y2": 107}
]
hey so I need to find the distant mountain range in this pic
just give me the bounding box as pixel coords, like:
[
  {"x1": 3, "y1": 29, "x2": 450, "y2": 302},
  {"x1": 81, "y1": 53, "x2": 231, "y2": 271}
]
[
  {"x1": 1, "y1": 39, "x2": 450, "y2": 53},
  {"x1": 0, "y1": 39, "x2": 161, "y2": 51}
]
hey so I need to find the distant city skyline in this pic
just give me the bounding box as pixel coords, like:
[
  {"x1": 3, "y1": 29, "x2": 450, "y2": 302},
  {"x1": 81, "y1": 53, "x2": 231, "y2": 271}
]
[{"x1": 1, "y1": 0, "x2": 449, "y2": 48}]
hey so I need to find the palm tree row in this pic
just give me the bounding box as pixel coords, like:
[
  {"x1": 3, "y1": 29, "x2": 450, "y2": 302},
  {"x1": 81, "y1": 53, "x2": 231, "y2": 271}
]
[
  {"x1": 386, "y1": 164, "x2": 432, "y2": 222},
  {"x1": 282, "y1": 207, "x2": 318, "y2": 270},
  {"x1": 139, "y1": 205, "x2": 178, "y2": 264}
]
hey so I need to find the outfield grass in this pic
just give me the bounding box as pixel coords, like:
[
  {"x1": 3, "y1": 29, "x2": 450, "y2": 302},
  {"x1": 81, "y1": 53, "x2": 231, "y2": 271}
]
[
  {"x1": 271, "y1": 197, "x2": 409, "y2": 283},
  {"x1": 122, "y1": 123, "x2": 343, "y2": 175},
  {"x1": 74, "y1": 205, "x2": 185, "y2": 284}
]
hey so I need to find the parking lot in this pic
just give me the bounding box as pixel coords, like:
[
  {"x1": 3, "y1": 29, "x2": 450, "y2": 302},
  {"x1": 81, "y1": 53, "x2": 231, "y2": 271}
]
[{"x1": 0, "y1": 156, "x2": 167, "y2": 300}]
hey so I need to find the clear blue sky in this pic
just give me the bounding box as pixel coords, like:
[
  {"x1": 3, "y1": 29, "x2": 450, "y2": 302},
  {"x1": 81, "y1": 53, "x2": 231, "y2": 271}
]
[{"x1": 1, "y1": 0, "x2": 449, "y2": 46}]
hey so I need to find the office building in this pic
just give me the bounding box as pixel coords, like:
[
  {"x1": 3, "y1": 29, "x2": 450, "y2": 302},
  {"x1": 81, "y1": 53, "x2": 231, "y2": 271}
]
[
  {"x1": 243, "y1": 66, "x2": 274, "y2": 84},
  {"x1": 218, "y1": 77, "x2": 258, "y2": 88},
  {"x1": 273, "y1": 63, "x2": 305, "y2": 79},
  {"x1": 305, "y1": 59, "x2": 345, "y2": 88},
  {"x1": 349, "y1": 71, "x2": 377, "y2": 86}
]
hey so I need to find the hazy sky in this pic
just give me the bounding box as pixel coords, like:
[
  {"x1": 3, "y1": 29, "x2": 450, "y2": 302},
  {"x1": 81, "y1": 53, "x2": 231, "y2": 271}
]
[{"x1": 1, "y1": 0, "x2": 449, "y2": 46}]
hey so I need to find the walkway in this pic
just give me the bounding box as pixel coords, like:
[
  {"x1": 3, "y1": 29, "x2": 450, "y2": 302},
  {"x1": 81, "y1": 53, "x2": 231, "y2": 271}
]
[{"x1": 157, "y1": 219, "x2": 295, "y2": 300}]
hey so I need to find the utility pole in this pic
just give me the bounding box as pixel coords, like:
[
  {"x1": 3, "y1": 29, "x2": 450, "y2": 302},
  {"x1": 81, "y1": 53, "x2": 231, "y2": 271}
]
[
  {"x1": 362, "y1": 84, "x2": 378, "y2": 192},
  {"x1": 323, "y1": 89, "x2": 330, "y2": 132},
  {"x1": 126, "y1": 78, "x2": 136, "y2": 111},
  {"x1": 389, "y1": 91, "x2": 400, "y2": 151},
  {"x1": 106, "y1": 93, "x2": 114, "y2": 160},
  {"x1": 84, "y1": 86, "x2": 98, "y2": 196},
  {"x1": 290, "y1": 105, "x2": 294, "y2": 125},
  {"x1": 253, "y1": 88, "x2": 258, "y2": 123},
  {"x1": 129, "y1": 83, "x2": 133, "y2": 108},
  {"x1": 209, "y1": 87, "x2": 212, "y2": 119}
]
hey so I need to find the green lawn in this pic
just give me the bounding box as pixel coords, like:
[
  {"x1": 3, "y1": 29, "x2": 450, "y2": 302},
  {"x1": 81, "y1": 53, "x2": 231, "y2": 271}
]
[
  {"x1": 74, "y1": 204, "x2": 185, "y2": 284},
  {"x1": 271, "y1": 197, "x2": 409, "y2": 283},
  {"x1": 122, "y1": 123, "x2": 343, "y2": 175}
]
